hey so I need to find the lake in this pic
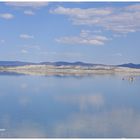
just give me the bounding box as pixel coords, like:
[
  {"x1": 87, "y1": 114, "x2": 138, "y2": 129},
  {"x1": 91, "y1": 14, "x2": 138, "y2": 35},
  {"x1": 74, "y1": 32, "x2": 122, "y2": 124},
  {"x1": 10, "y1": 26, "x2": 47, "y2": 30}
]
[{"x1": 0, "y1": 73, "x2": 140, "y2": 138}]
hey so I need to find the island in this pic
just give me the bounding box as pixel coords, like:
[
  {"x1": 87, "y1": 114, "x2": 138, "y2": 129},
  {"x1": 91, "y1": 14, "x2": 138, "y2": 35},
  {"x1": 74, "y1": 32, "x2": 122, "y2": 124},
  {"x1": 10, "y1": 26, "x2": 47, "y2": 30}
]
[{"x1": 0, "y1": 61, "x2": 140, "y2": 76}]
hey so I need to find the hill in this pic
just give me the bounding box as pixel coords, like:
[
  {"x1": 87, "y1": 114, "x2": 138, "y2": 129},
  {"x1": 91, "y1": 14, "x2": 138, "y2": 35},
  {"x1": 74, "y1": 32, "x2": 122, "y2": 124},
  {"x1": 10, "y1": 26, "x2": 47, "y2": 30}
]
[
  {"x1": 0, "y1": 61, "x2": 35, "y2": 66},
  {"x1": 118, "y1": 63, "x2": 140, "y2": 69},
  {"x1": 0, "y1": 61, "x2": 140, "y2": 69}
]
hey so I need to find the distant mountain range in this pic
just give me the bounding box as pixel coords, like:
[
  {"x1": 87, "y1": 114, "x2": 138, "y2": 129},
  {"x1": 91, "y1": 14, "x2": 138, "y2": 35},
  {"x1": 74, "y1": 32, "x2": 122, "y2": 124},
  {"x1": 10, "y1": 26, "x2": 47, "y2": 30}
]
[
  {"x1": 0, "y1": 61, "x2": 140, "y2": 69},
  {"x1": 118, "y1": 63, "x2": 140, "y2": 69},
  {"x1": 0, "y1": 61, "x2": 35, "y2": 66}
]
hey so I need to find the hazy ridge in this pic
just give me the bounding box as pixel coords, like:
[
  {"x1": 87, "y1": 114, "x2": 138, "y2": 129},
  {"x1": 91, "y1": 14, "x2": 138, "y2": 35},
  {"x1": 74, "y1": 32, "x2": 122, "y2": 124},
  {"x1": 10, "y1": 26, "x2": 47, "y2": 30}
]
[{"x1": 0, "y1": 61, "x2": 140, "y2": 68}]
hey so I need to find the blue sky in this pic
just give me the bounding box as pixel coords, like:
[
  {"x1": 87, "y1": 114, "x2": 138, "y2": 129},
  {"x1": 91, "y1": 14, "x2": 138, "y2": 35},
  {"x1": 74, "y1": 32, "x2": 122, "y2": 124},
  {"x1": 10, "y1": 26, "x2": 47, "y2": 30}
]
[{"x1": 0, "y1": 2, "x2": 140, "y2": 64}]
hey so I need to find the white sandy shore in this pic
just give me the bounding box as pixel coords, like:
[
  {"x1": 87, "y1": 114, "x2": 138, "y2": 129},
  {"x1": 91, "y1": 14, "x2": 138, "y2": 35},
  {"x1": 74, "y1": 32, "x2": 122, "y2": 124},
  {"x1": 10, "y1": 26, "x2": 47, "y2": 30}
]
[{"x1": 0, "y1": 65, "x2": 140, "y2": 76}]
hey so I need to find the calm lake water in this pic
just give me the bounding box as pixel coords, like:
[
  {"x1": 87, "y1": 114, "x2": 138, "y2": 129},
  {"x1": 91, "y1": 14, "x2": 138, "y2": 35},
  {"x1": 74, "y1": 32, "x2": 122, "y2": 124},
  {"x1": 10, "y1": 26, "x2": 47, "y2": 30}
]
[{"x1": 0, "y1": 73, "x2": 140, "y2": 138}]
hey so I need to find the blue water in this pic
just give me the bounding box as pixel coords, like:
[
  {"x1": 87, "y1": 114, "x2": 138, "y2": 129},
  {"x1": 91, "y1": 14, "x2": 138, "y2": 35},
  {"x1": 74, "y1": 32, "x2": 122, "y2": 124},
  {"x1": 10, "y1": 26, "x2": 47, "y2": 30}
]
[{"x1": 0, "y1": 74, "x2": 140, "y2": 138}]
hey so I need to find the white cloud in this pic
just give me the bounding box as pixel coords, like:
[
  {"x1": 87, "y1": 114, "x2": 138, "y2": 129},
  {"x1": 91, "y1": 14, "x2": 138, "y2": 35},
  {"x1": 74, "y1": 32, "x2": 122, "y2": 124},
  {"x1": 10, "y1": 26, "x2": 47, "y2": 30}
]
[
  {"x1": 6, "y1": 2, "x2": 48, "y2": 16},
  {"x1": 50, "y1": 6, "x2": 113, "y2": 17},
  {"x1": 50, "y1": 4, "x2": 140, "y2": 34},
  {"x1": 0, "y1": 40, "x2": 5, "y2": 43},
  {"x1": 6, "y1": 2, "x2": 48, "y2": 9},
  {"x1": 21, "y1": 49, "x2": 28, "y2": 54},
  {"x1": 56, "y1": 30, "x2": 109, "y2": 46},
  {"x1": 22, "y1": 44, "x2": 41, "y2": 50},
  {"x1": 93, "y1": 30, "x2": 102, "y2": 33},
  {"x1": 80, "y1": 30, "x2": 91, "y2": 37},
  {"x1": 0, "y1": 13, "x2": 14, "y2": 19},
  {"x1": 56, "y1": 36, "x2": 106, "y2": 46},
  {"x1": 113, "y1": 53, "x2": 123, "y2": 57},
  {"x1": 24, "y1": 10, "x2": 35, "y2": 16},
  {"x1": 20, "y1": 34, "x2": 34, "y2": 39}
]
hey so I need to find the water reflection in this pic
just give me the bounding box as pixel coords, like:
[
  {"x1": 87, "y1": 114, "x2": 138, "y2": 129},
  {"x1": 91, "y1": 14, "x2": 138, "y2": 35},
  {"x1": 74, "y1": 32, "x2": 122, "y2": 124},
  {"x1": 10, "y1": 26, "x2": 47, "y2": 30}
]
[
  {"x1": 54, "y1": 94, "x2": 104, "y2": 111},
  {"x1": 0, "y1": 119, "x2": 47, "y2": 138},
  {"x1": 50, "y1": 108, "x2": 140, "y2": 138},
  {"x1": 0, "y1": 74, "x2": 140, "y2": 138},
  {"x1": 0, "y1": 71, "x2": 25, "y2": 76}
]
